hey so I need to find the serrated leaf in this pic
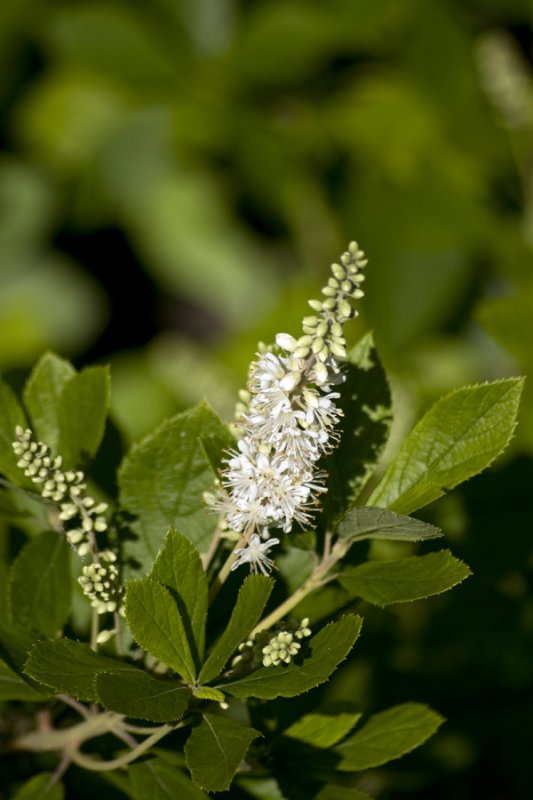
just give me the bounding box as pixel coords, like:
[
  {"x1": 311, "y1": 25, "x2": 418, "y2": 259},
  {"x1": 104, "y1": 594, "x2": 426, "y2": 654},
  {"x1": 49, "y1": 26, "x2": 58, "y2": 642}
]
[
  {"x1": 119, "y1": 402, "x2": 232, "y2": 573},
  {"x1": 96, "y1": 669, "x2": 191, "y2": 722},
  {"x1": 24, "y1": 638, "x2": 135, "y2": 701},
  {"x1": 12, "y1": 772, "x2": 64, "y2": 800},
  {"x1": 337, "y1": 507, "x2": 443, "y2": 543},
  {"x1": 223, "y1": 615, "x2": 362, "y2": 699},
  {"x1": 150, "y1": 529, "x2": 208, "y2": 665},
  {"x1": 0, "y1": 658, "x2": 52, "y2": 701},
  {"x1": 23, "y1": 352, "x2": 75, "y2": 450},
  {"x1": 282, "y1": 712, "x2": 361, "y2": 750},
  {"x1": 185, "y1": 713, "x2": 260, "y2": 792},
  {"x1": 199, "y1": 575, "x2": 273, "y2": 684},
  {"x1": 0, "y1": 621, "x2": 42, "y2": 676},
  {"x1": 129, "y1": 758, "x2": 209, "y2": 800},
  {"x1": 322, "y1": 334, "x2": 392, "y2": 523},
  {"x1": 57, "y1": 366, "x2": 110, "y2": 467},
  {"x1": 339, "y1": 550, "x2": 471, "y2": 606},
  {"x1": 125, "y1": 577, "x2": 196, "y2": 683},
  {"x1": 8, "y1": 531, "x2": 71, "y2": 636},
  {"x1": 369, "y1": 378, "x2": 524, "y2": 514},
  {"x1": 334, "y1": 703, "x2": 444, "y2": 770},
  {"x1": 0, "y1": 378, "x2": 28, "y2": 482},
  {"x1": 193, "y1": 686, "x2": 226, "y2": 702}
]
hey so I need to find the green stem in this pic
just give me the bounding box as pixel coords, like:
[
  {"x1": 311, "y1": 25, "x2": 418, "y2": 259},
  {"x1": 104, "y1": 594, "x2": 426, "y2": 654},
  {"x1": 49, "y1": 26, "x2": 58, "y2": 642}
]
[
  {"x1": 251, "y1": 539, "x2": 349, "y2": 635},
  {"x1": 67, "y1": 723, "x2": 176, "y2": 772},
  {"x1": 14, "y1": 712, "x2": 121, "y2": 752},
  {"x1": 208, "y1": 524, "x2": 253, "y2": 604},
  {"x1": 90, "y1": 608, "x2": 99, "y2": 651}
]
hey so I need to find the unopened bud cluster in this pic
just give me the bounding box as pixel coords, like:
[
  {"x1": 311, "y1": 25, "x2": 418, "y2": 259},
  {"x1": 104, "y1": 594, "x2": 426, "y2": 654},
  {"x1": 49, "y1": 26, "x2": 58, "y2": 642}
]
[
  {"x1": 209, "y1": 243, "x2": 367, "y2": 567},
  {"x1": 232, "y1": 618, "x2": 312, "y2": 670},
  {"x1": 13, "y1": 426, "x2": 122, "y2": 616}
]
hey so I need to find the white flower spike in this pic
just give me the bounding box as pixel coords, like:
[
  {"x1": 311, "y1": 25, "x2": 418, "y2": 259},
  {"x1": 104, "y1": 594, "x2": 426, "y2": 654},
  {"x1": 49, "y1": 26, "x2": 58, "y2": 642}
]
[{"x1": 231, "y1": 534, "x2": 280, "y2": 576}]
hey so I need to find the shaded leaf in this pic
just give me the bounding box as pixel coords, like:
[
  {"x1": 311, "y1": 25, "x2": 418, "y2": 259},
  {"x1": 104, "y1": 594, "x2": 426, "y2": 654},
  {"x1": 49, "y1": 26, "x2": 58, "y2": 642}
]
[
  {"x1": 199, "y1": 575, "x2": 273, "y2": 684},
  {"x1": 12, "y1": 773, "x2": 64, "y2": 800},
  {"x1": 125, "y1": 577, "x2": 196, "y2": 683},
  {"x1": 57, "y1": 366, "x2": 110, "y2": 467},
  {"x1": 369, "y1": 379, "x2": 524, "y2": 513},
  {"x1": 0, "y1": 658, "x2": 52, "y2": 701},
  {"x1": 282, "y1": 712, "x2": 361, "y2": 750},
  {"x1": 150, "y1": 529, "x2": 208, "y2": 665},
  {"x1": 315, "y1": 788, "x2": 373, "y2": 800},
  {"x1": 322, "y1": 334, "x2": 392, "y2": 523},
  {"x1": 339, "y1": 550, "x2": 471, "y2": 606},
  {"x1": 185, "y1": 713, "x2": 260, "y2": 792},
  {"x1": 0, "y1": 378, "x2": 28, "y2": 483},
  {"x1": 223, "y1": 615, "x2": 362, "y2": 699},
  {"x1": 0, "y1": 621, "x2": 42, "y2": 676},
  {"x1": 96, "y1": 669, "x2": 190, "y2": 722},
  {"x1": 334, "y1": 703, "x2": 444, "y2": 770},
  {"x1": 129, "y1": 757, "x2": 208, "y2": 800},
  {"x1": 9, "y1": 531, "x2": 71, "y2": 636},
  {"x1": 119, "y1": 402, "x2": 232, "y2": 573},
  {"x1": 24, "y1": 638, "x2": 134, "y2": 701},
  {"x1": 22, "y1": 352, "x2": 75, "y2": 450},
  {"x1": 337, "y1": 507, "x2": 443, "y2": 543}
]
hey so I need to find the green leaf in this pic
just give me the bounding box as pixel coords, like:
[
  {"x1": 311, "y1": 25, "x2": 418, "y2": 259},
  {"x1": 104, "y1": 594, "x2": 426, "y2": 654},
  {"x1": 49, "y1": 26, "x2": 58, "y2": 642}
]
[
  {"x1": 12, "y1": 773, "x2": 64, "y2": 800},
  {"x1": 22, "y1": 352, "x2": 75, "y2": 450},
  {"x1": 339, "y1": 550, "x2": 471, "y2": 606},
  {"x1": 322, "y1": 333, "x2": 392, "y2": 523},
  {"x1": 0, "y1": 658, "x2": 51, "y2": 701},
  {"x1": 223, "y1": 615, "x2": 362, "y2": 699},
  {"x1": 57, "y1": 366, "x2": 110, "y2": 467},
  {"x1": 193, "y1": 686, "x2": 225, "y2": 702},
  {"x1": 8, "y1": 531, "x2": 71, "y2": 636},
  {"x1": 150, "y1": 529, "x2": 208, "y2": 665},
  {"x1": 334, "y1": 703, "x2": 444, "y2": 770},
  {"x1": 24, "y1": 638, "x2": 135, "y2": 701},
  {"x1": 0, "y1": 621, "x2": 42, "y2": 676},
  {"x1": 199, "y1": 574, "x2": 273, "y2": 684},
  {"x1": 0, "y1": 378, "x2": 28, "y2": 482},
  {"x1": 125, "y1": 577, "x2": 196, "y2": 683},
  {"x1": 337, "y1": 507, "x2": 443, "y2": 543},
  {"x1": 129, "y1": 758, "x2": 209, "y2": 800},
  {"x1": 369, "y1": 378, "x2": 524, "y2": 514},
  {"x1": 184, "y1": 713, "x2": 260, "y2": 792},
  {"x1": 282, "y1": 712, "x2": 361, "y2": 750},
  {"x1": 96, "y1": 669, "x2": 191, "y2": 722},
  {"x1": 119, "y1": 402, "x2": 232, "y2": 572}
]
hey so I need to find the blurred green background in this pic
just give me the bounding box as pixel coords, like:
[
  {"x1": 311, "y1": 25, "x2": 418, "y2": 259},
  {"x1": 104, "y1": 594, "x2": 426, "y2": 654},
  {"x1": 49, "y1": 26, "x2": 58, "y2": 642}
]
[{"x1": 1, "y1": 0, "x2": 533, "y2": 797}]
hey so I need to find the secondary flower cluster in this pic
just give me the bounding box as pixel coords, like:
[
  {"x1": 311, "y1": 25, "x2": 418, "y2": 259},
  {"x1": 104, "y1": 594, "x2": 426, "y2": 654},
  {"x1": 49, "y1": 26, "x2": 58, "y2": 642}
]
[
  {"x1": 210, "y1": 242, "x2": 367, "y2": 571},
  {"x1": 232, "y1": 618, "x2": 312, "y2": 669},
  {"x1": 13, "y1": 426, "x2": 123, "y2": 616}
]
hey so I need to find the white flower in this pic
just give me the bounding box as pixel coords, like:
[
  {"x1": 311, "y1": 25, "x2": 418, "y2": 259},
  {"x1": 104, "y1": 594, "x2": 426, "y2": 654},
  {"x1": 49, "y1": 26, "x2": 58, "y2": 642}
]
[{"x1": 231, "y1": 534, "x2": 280, "y2": 575}]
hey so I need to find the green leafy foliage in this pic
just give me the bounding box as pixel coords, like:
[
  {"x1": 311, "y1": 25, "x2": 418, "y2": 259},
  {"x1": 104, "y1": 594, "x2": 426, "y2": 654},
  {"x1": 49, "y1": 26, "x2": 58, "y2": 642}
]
[
  {"x1": 129, "y1": 758, "x2": 208, "y2": 800},
  {"x1": 11, "y1": 773, "x2": 64, "y2": 800},
  {"x1": 199, "y1": 574, "x2": 273, "y2": 684},
  {"x1": 0, "y1": 622, "x2": 42, "y2": 677},
  {"x1": 96, "y1": 669, "x2": 191, "y2": 722},
  {"x1": 0, "y1": 659, "x2": 51, "y2": 701},
  {"x1": 369, "y1": 379, "x2": 524, "y2": 513},
  {"x1": 119, "y1": 402, "x2": 232, "y2": 572},
  {"x1": 150, "y1": 529, "x2": 208, "y2": 665},
  {"x1": 0, "y1": 378, "x2": 28, "y2": 482},
  {"x1": 281, "y1": 712, "x2": 361, "y2": 749},
  {"x1": 322, "y1": 333, "x2": 392, "y2": 522},
  {"x1": 184, "y1": 713, "x2": 260, "y2": 792},
  {"x1": 339, "y1": 550, "x2": 471, "y2": 606},
  {"x1": 22, "y1": 352, "x2": 75, "y2": 450},
  {"x1": 125, "y1": 577, "x2": 196, "y2": 683},
  {"x1": 24, "y1": 638, "x2": 134, "y2": 701},
  {"x1": 8, "y1": 531, "x2": 71, "y2": 636},
  {"x1": 333, "y1": 703, "x2": 445, "y2": 771},
  {"x1": 56, "y1": 366, "x2": 110, "y2": 467},
  {"x1": 337, "y1": 506, "x2": 443, "y2": 543},
  {"x1": 223, "y1": 615, "x2": 362, "y2": 699}
]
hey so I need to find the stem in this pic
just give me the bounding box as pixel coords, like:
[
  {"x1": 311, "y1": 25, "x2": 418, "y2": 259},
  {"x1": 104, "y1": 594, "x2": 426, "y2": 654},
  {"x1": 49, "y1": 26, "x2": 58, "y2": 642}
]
[
  {"x1": 208, "y1": 524, "x2": 253, "y2": 604},
  {"x1": 202, "y1": 518, "x2": 225, "y2": 571},
  {"x1": 67, "y1": 723, "x2": 176, "y2": 772},
  {"x1": 251, "y1": 538, "x2": 349, "y2": 636},
  {"x1": 114, "y1": 612, "x2": 124, "y2": 657},
  {"x1": 90, "y1": 608, "x2": 99, "y2": 652},
  {"x1": 14, "y1": 713, "x2": 122, "y2": 752},
  {"x1": 56, "y1": 694, "x2": 91, "y2": 719}
]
